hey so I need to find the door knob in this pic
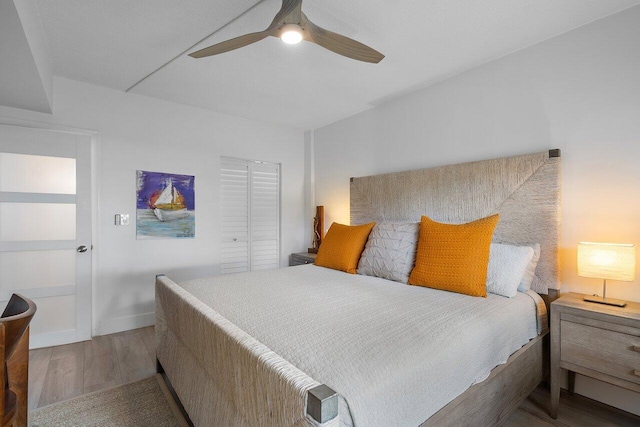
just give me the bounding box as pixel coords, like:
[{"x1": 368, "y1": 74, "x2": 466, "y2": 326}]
[{"x1": 77, "y1": 245, "x2": 88, "y2": 253}]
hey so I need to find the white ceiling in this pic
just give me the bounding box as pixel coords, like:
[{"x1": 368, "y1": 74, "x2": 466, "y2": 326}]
[
  {"x1": 35, "y1": 0, "x2": 640, "y2": 130},
  {"x1": 1, "y1": 0, "x2": 52, "y2": 113}
]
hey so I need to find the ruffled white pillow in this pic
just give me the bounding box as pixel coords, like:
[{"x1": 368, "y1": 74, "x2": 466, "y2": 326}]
[
  {"x1": 487, "y1": 243, "x2": 534, "y2": 298},
  {"x1": 518, "y1": 243, "x2": 541, "y2": 292}
]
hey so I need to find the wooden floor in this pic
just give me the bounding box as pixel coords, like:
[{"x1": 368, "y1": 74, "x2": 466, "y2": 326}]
[
  {"x1": 30, "y1": 327, "x2": 640, "y2": 426},
  {"x1": 504, "y1": 387, "x2": 640, "y2": 427},
  {"x1": 29, "y1": 326, "x2": 156, "y2": 410}
]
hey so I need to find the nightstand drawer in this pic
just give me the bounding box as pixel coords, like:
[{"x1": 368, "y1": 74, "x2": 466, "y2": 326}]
[
  {"x1": 561, "y1": 320, "x2": 640, "y2": 385},
  {"x1": 290, "y1": 253, "x2": 317, "y2": 266}
]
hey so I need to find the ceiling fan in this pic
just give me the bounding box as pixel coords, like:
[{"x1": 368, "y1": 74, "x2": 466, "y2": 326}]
[{"x1": 189, "y1": 0, "x2": 384, "y2": 63}]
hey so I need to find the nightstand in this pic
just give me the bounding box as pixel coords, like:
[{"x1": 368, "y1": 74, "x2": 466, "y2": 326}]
[
  {"x1": 290, "y1": 252, "x2": 317, "y2": 266},
  {"x1": 550, "y1": 292, "x2": 640, "y2": 418}
]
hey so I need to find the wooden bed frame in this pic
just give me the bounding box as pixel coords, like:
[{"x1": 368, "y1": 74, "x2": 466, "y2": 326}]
[{"x1": 157, "y1": 149, "x2": 562, "y2": 426}]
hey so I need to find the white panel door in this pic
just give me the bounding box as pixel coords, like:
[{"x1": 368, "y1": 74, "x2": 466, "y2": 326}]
[{"x1": 0, "y1": 124, "x2": 91, "y2": 348}]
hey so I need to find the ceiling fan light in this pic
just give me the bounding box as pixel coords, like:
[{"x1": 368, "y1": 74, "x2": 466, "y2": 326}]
[{"x1": 280, "y1": 24, "x2": 303, "y2": 45}]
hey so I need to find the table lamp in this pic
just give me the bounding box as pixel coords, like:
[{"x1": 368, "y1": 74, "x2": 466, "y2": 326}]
[{"x1": 577, "y1": 242, "x2": 635, "y2": 307}]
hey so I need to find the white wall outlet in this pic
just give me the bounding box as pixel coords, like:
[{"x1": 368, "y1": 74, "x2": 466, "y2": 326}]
[{"x1": 115, "y1": 214, "x2": 130, "y2": 226}]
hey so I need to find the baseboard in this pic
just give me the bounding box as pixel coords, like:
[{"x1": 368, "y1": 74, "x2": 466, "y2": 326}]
[
  {"x1": 571, "y1": 374, "x2": 640, "y2": 417},
  {"x1": 98, "y1": 312, "x2": 155, "y2": 336},
  {"x1": 30, "y1": 329, "x2": 80, "y2": 349}
]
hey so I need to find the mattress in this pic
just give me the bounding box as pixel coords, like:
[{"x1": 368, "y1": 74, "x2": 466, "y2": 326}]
[{"x1": 179, "y1": 265, "x2": 541, "y2": 427}]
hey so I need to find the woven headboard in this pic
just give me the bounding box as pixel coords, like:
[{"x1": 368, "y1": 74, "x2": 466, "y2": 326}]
[{"x1": 350, "y1": 150, "x2": 561, "y2": 294}]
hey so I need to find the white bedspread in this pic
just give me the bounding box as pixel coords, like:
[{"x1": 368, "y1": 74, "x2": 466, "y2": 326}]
[{"x1": 180, "y1": 265, "x2": 539, "y2": 427}]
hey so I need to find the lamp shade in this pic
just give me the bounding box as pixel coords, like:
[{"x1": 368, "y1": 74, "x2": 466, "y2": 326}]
[{"x1": 577, "y1": 242, "x2": 636, "y2": 281}]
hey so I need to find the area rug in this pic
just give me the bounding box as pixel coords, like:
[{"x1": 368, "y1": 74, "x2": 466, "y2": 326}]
[{"x1": 30, "y1": 375, "x2": 189, "y2": 427}]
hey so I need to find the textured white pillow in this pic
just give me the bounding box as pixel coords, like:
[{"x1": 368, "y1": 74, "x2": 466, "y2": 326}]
[
  {"x1": 518, "y1": 243, "x2": 541, "y2": 292},
  {"x1": 357, "y1": 222, "x2": 419, "y2": 283},
  {"x1": 487, "y1": 243, "x2": 534, "y2": 298}
]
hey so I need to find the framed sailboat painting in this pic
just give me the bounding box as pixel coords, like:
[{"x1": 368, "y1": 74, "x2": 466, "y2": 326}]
[{"x1": 136, "y1": 170, "x2": 195, "y2": 239}]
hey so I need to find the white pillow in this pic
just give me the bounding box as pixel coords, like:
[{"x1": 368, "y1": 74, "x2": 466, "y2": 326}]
[
  {"x1": 357, "y1": 222, "x2": 419, "y2": 283},
  {"x1": 518, "y1": 243, "x2": 541, "y2": 292},
  {"x1": 487, "y1": 243, "x2": 534, "y2": 298}
]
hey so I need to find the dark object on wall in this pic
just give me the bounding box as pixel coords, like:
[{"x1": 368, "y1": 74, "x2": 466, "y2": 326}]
[{"x1": 308, "y1": 206, "x2": 325, "y2": 254}]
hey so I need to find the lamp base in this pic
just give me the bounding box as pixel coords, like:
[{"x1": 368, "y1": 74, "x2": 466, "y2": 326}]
[{"x1": 583, "y1": 295, "x2": 627, "y2": 307}]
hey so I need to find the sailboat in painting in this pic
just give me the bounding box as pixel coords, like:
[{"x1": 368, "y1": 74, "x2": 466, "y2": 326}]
[{"x1": 150, "y1": 179, "x2": 189, "y2": 222}]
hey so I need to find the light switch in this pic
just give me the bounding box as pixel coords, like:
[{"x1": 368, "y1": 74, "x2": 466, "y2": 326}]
[{"x1": 115, "y1": 214, "x2": 130, "y2": 226}]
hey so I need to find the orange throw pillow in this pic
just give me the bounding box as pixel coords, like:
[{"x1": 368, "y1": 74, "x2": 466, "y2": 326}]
[
  {"x1": 315, "y1": 222, "x2": 375, "y2": 274},
  {"x1": 408, "y1": 214, "x2": 499, "y2": 297}
]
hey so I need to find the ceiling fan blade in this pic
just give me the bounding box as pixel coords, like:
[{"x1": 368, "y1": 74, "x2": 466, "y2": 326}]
[
  {"x1": 268, "y1": 0, "x2": 303, "y2": 29},
  {"x1": 189, "y1": 31, "x2": 270, "y2": 58},
  {"x1": 302, "y1": 14, "x2": 384, "y2": 64}
]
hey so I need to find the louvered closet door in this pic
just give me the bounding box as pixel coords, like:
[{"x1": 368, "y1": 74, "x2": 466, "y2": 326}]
[
  {"x1": 220, "y1": 157, "x2": 280, "y2": 274},
  {"x1": 220, "y1": 158, "x2": 250, "y2": 274},
  {"x1": 250, "y1": 162, "x2": 279, "y2": 270}
]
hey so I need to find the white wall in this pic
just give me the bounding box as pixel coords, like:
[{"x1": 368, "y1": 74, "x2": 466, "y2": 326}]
[
  {"x1": 313, "y1": 6, "x2": 640, "y2": 415},
  {"x1": 0, "y1": 76, "x2": 305, "y2": 336}
]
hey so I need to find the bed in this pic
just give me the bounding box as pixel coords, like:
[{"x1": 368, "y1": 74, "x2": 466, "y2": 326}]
[{"x1": 156, "y1": 149, "x2": 561, "y2": 426}]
